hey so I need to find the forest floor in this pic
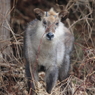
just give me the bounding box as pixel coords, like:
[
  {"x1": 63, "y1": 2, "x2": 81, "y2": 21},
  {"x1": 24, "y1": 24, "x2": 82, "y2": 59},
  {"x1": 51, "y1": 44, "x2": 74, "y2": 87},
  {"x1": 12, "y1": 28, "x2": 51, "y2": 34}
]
[{"x1": 0, "y1": 0, "x2": 95, "y2": 95}]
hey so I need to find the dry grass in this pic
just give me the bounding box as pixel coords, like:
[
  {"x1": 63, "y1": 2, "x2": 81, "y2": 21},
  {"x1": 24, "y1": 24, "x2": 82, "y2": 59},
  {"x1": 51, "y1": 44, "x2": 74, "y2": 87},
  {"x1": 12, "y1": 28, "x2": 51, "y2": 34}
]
[{"x1": 0, "y1": 0, "x2": 95, "y2": 95}]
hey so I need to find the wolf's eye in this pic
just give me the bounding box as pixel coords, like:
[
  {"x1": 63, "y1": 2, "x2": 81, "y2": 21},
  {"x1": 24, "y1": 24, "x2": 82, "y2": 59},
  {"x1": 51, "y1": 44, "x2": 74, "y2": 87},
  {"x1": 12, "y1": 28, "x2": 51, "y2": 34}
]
[
  {"x1": 43, "y1": 20, "x2": 47, "y2": 25},
  {"x1": 55, "y1": 22, "x2": 59, "y2": 26}
]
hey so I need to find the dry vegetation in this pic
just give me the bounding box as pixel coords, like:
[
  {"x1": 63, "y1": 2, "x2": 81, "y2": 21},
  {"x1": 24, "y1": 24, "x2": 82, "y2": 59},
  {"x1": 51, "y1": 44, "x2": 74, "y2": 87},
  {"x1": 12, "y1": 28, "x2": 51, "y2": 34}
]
[{"x1": 0, "y1": 0, "x2": 95, "y2": 95}]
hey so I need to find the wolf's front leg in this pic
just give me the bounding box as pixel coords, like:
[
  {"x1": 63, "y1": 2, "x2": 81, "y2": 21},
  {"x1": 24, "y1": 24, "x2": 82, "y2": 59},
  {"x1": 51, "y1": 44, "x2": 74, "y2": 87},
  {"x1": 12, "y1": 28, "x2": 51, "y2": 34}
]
[
  {"x1": 58, "y1": 54, "x2": 70, "y2": 81},
  {"x1": 45, "y1": 66, "x2": 58, "y2": 94},
  {"x1": 25, "y1": 62, "x2": 38, "y2": 95}
]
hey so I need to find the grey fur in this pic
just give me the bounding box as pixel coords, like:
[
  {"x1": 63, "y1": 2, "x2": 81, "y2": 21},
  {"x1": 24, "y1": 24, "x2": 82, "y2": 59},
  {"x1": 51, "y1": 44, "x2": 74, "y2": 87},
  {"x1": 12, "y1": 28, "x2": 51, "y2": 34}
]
[{"x1": 24, "y1": 9, "x2": 74, "y2": 94}]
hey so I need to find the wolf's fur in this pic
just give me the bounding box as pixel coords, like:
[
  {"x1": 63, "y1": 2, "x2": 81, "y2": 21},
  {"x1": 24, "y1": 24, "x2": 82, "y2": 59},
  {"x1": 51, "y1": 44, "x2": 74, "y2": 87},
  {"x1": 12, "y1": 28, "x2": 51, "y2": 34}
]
[{"x1": 24, "y1": 8, "x2": 74, "y2": 94}]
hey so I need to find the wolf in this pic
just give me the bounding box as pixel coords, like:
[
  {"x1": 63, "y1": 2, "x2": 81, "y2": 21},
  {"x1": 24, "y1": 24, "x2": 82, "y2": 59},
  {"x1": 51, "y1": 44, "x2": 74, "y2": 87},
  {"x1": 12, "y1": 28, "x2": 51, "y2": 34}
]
[{"x1": 24, "y1": 8, "x2": 74, "y2": 95}]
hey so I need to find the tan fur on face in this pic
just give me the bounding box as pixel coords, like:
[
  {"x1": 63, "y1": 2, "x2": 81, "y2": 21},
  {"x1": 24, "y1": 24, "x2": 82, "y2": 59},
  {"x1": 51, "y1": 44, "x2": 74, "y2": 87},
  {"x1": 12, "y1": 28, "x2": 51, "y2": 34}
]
[
  {"x1": 48, "y1": 8, "x2": 58, "y2": 17},
  {"x1": 46, "y1": 16, "x2": 59, "y2": 23},
  {"x1": 44, "y1": 8, "x2": 59, "y2": 23}
]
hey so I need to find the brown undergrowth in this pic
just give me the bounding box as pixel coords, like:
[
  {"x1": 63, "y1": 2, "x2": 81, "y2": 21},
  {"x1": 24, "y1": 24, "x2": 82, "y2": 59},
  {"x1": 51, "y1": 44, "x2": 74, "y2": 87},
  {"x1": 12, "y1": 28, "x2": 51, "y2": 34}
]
[{"x1": 0, "y1": 0, "x2": 95, "y2": 95}]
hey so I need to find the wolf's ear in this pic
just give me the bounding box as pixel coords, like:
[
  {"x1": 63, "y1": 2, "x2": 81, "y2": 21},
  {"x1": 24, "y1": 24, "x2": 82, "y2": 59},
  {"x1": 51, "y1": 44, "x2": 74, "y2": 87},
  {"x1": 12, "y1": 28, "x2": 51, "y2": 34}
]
[
  {"x1": 59, "y1": 10, "x2": 69, "y2": 21},
  {"x1": 34, "y1": 8, "x2": 44, "y2": 20}
]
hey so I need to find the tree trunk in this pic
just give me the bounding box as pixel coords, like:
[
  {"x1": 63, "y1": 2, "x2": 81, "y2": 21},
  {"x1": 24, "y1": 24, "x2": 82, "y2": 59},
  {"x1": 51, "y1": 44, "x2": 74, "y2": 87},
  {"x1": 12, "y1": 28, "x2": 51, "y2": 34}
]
[{"x1": 0, "y1": 0, "x2": 12, "y2": 62}]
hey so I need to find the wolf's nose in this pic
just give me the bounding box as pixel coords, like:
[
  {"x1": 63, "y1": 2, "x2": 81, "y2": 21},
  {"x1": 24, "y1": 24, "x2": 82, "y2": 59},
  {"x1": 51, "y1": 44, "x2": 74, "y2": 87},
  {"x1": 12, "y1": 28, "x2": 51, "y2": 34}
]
[{"x1": 46, "y1": 32, "x2": 54, "y2": 40}]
